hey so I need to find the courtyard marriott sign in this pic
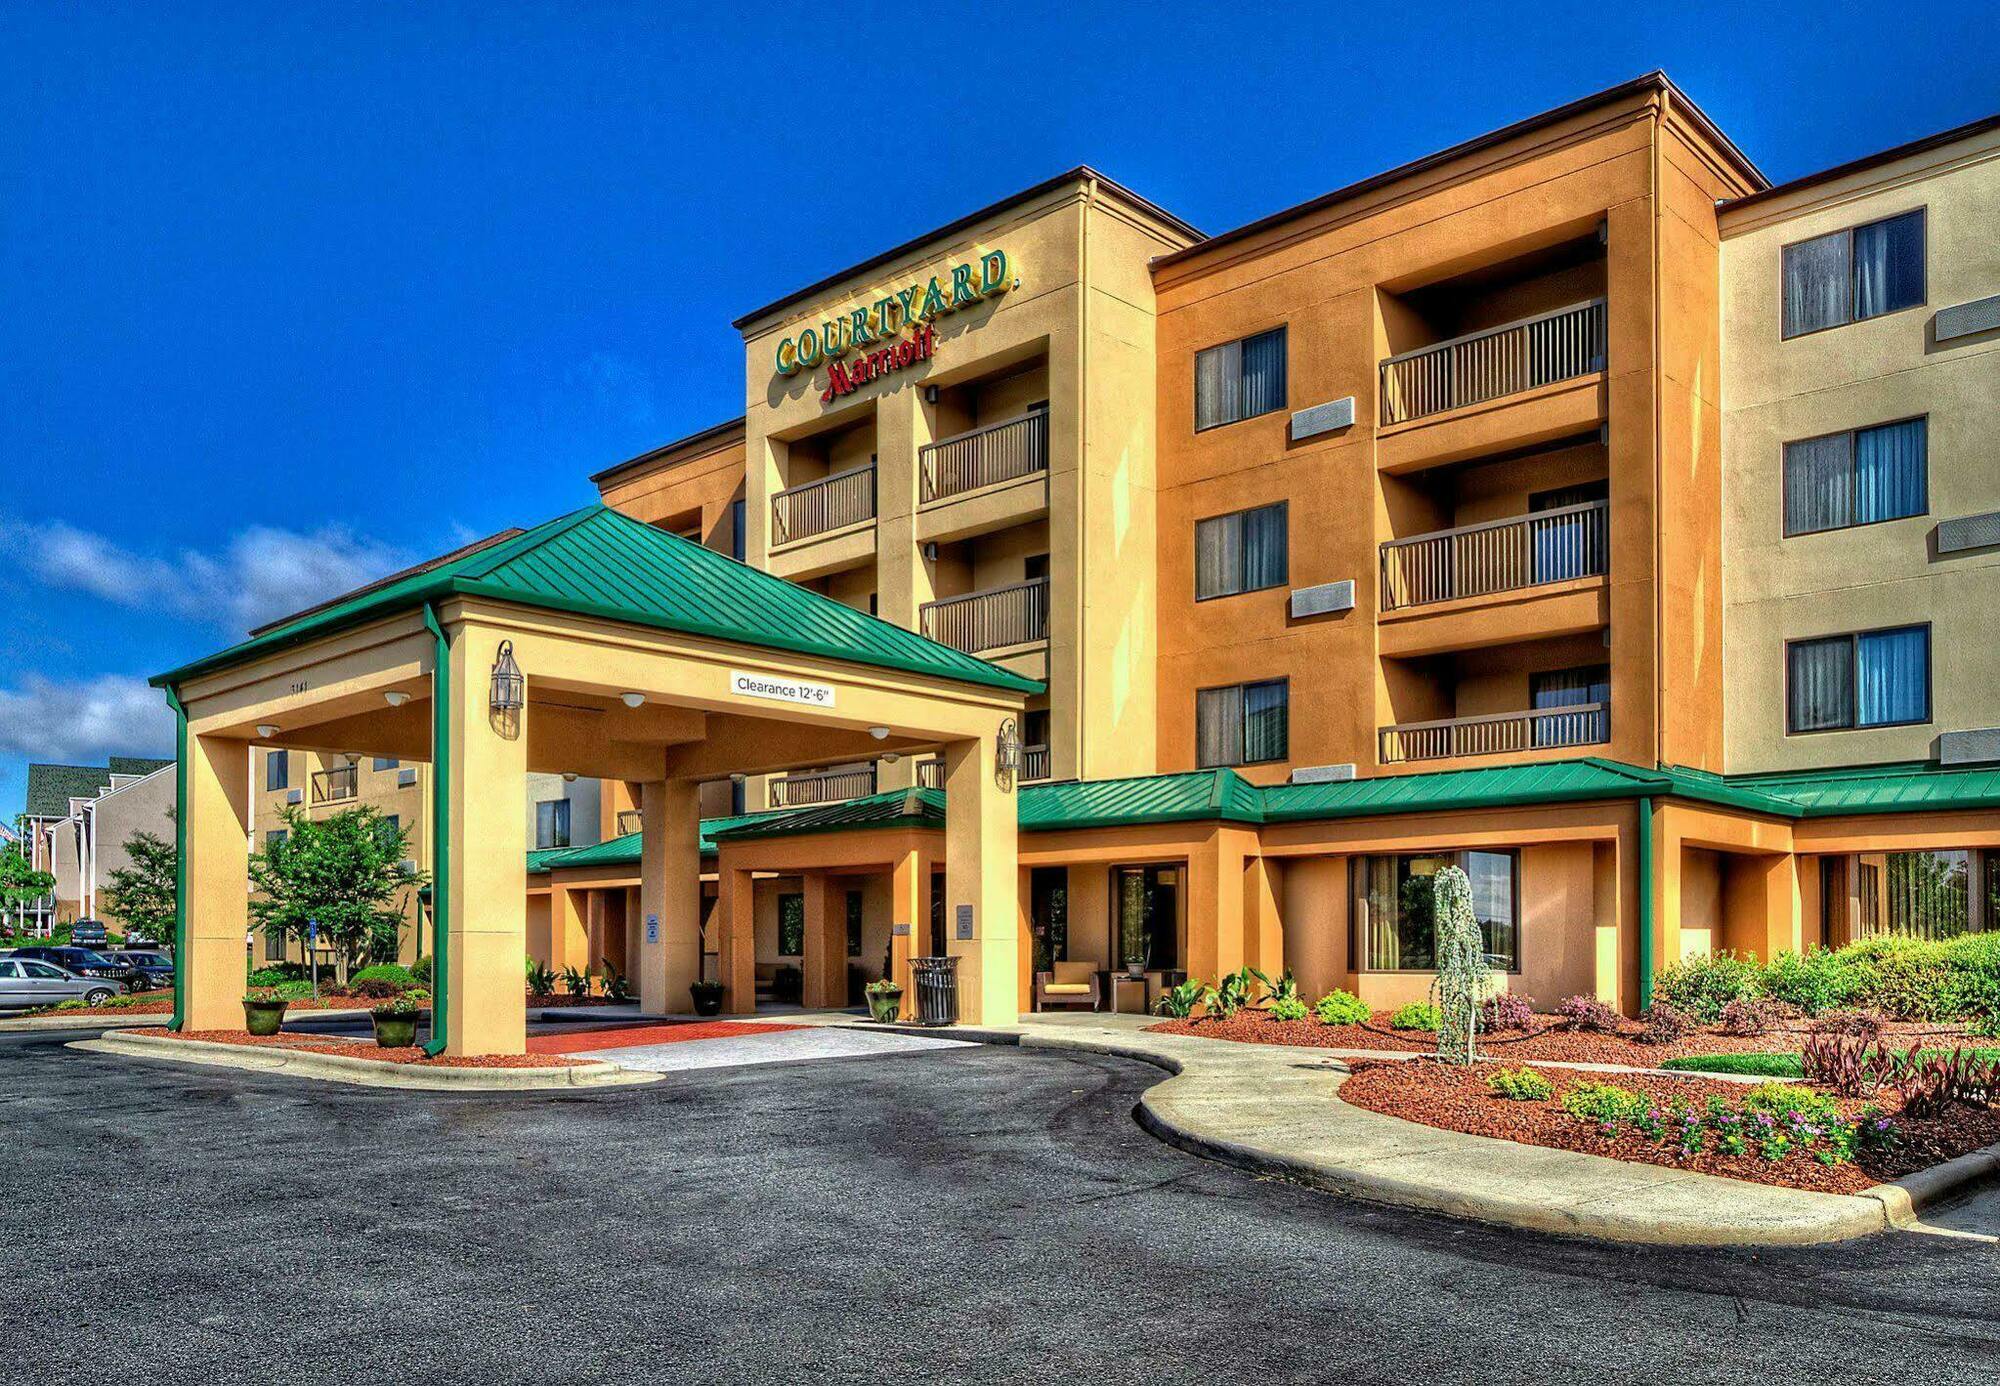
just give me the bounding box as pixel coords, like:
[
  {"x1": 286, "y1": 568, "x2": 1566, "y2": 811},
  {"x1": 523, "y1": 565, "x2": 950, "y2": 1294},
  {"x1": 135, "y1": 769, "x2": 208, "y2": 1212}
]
[{"x1": 774, "y1": 249, "x2": 1015, "y2": 404}]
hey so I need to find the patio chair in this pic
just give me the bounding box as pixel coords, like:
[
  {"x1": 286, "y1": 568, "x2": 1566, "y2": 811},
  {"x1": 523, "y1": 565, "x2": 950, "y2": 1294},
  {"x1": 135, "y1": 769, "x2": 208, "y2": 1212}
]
[{"x1": 1034, "y1": 960, "x2": 1100, "y2": 1013}]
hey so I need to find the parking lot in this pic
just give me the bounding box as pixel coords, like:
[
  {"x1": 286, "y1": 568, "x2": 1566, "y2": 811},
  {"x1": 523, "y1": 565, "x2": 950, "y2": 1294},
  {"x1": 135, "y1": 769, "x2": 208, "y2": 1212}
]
[{"x1": 6, "y1": 1026, "x2": 1999, "y2": 1385}]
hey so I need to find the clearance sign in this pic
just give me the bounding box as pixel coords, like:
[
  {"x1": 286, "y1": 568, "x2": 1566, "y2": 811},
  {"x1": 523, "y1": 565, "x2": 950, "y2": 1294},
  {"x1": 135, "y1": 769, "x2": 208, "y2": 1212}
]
[{"x1": 775, "y1": 249, "x2": 1015, "y2": 404}]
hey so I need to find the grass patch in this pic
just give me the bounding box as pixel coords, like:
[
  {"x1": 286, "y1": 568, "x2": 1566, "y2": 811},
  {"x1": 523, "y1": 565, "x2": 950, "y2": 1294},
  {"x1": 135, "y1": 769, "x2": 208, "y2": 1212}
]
[{"x1": 1660, "y1": 1052, "x2": 1803, "y2": 1078}]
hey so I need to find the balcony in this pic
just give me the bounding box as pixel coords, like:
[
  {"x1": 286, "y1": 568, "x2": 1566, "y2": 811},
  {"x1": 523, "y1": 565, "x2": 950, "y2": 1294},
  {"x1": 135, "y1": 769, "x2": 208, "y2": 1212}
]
[
  {"x1": 920, "y1": 577, "x2": 1049, "y2": 655},
  {"x1": 916, "y1": 744, "x2": 1048, "y2": 788},
  {"x1": 1381, "y1": 500, "x2": 1609, "y2": 611},
  {"x1": 770, "y1": 765, "x2": 877, "y2": 808},
  {"x1": 1379, "y1": 703, "x2": 1609, "y2": 765},
  {"x1": 311, "y1": 765, "x2": 357, "y2": 805},
  {"x1": 1379, "y1": 299, "x2": 1606, "y2": 427},
  {"x1": 771, "y1": 463, "x2": 876, "y2": 546},
  {"x1": 921, "y1": 408, "x2": 1048, "y2": 504}
]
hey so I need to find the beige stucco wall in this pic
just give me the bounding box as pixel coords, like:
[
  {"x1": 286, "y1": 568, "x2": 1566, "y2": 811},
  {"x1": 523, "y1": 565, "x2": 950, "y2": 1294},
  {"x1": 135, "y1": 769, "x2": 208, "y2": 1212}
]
[
  {"x1": 1721, "y1": 126, "x2": 2000, "y2": 772},
  {"x1": 91, "y1": 768, "x2": 177, "y2": 930}
]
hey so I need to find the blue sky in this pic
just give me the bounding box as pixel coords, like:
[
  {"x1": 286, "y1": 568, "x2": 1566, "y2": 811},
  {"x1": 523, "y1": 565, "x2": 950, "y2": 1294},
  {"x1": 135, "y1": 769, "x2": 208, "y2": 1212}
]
[{"x1": 3, "y1": 2, "x2": 1997, "y2": 811}]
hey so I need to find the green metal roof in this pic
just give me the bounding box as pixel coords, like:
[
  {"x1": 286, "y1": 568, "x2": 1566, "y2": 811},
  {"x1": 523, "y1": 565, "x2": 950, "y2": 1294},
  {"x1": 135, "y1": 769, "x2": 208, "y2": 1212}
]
[
  {"x1": 1716, "y1": 761, "x2": 2000, "y2": 817},
  {"x1": 528, "y1": 807, "x2": 806, "y2": 874},
  {"x1": 153, "y1": 504, "x2": 1042, "y2": 696},
  {"x1": 1018, "y1": 769, "x2": 1265, "y2": 830}
]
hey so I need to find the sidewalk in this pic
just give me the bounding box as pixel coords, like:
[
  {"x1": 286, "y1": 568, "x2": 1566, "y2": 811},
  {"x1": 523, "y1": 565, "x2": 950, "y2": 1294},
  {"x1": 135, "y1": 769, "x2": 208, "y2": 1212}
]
[{"x1": 809, "y1": 1010, "x2": 1993, "y2": 1246}]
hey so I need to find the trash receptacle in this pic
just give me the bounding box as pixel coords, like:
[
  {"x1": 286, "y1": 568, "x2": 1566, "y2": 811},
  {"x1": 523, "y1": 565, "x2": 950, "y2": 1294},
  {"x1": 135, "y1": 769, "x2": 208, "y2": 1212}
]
[{"x1": 910, "y1": 955, "x2": 959, "y2": 1027}]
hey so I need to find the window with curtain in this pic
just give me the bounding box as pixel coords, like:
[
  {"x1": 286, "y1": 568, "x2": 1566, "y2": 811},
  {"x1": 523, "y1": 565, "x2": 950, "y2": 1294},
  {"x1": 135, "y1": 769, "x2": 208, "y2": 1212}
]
[
  {"x1": 730, "y1": 498, "x2": 746, "y2": 561},
  {"x1": 1781, "y1": 209, "x2": 1924, "y2": 338},
  {"x1": 1194, "y1": 327, "x2": 1287, "y2": 430},
  {"x1": 1786, "y1": 624, "x2": 1930, "y2": 733},
  {"x1": 1843, "y1": 850, "x2": 1972, "y2": 941},
  {"x1": 535, "y1": 798, "x2": 571, "y2": 850},
  {"x1": 1530, "y1": 665, "x2": 1610, "y2": 748},
  {"x1": 1783, "y1": 417, "x2": 1927, "y2": 536},
  {"x1": 373, "y1": 757, "x2": 399, "y2": 771},
  {"x1": 778, "y1": 893, "x2": 804, "y2": 957},
  {"x1": 1195, "y1": 502, "x2": 1288, "y2": 599},
  {"x1": 1196, "y1": 679, "x2": 1289, "y2": 767},
  {"x1": 265, "y1": 751, "x2": 288, "y2": 791},
  {"x1": 1350, "y1": 850, "x2": 1519, "y2": 972}
]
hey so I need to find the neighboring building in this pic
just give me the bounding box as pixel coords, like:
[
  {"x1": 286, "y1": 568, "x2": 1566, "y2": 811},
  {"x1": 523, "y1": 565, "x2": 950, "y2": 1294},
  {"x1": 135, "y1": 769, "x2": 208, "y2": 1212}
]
[{"x1": 18, "y1": 757, "x2": 175, "y2": 933}]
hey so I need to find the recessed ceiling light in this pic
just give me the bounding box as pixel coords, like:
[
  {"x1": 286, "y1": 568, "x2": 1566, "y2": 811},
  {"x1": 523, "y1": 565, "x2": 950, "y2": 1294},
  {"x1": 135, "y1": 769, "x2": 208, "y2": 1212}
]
[
  {"x1": 255, "y1": 724, "x2": 280, "y2": 739},
  {"x1": 384, "y1": 690, "x2": 411, "y2": 708},
  {"x1": 620, "y1": 692, "x2": 646, "y2": 708}
]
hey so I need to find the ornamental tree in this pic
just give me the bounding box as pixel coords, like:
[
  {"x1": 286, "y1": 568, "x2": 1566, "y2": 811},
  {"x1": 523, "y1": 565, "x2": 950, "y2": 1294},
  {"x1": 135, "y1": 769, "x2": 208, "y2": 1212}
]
[
  {"x1": 1429, "y1": 865, "x2": 1492, "y2": 1066},
  {"x1": 248, "y1": 806, "x2": 426, "y2": 980},
  {"x1": 1, "y1": 842, "x2": 57, "y2": 927},
  {"x1": 104, "y1": 827, "x2": 177, "y2": 946}
]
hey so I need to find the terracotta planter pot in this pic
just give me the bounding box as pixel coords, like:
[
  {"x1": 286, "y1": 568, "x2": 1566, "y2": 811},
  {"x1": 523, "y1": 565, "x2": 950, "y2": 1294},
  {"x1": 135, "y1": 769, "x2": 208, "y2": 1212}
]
[{"x1": 243, "y1": 1000, "x2": 288, "y2": 1037}]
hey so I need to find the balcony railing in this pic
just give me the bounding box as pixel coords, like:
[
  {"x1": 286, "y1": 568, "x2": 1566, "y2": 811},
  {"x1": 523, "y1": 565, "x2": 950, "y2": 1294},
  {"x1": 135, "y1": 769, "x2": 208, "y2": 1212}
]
[
  {"x1": 1381, "y1": 500, "x2": 1609, "y2": 611},
  {"x1": 1379, "y1": 703, "x2": 1609, "y2": 764},
  {"x1": 311, "y1": 765, "x2": 357, "y2": 805},
  {"x1": 1379, "y1": 298, "x2": 1607, "y2": 426},
  {"x1": 917, "y1": 745, "x2": 1048, "y2": 788},
  {"x1": 920, "y1": 577, "x2": 1049, "y2": 654},
  {"x1": 920, "y1": 408, "x2": 1049, "y2": 504},
  {"x1": 771, "y1": 463, "x2": 876, "y2": 545},
  {"x1": 770, "y1": 765, "x2": 877, "y2": 808}
]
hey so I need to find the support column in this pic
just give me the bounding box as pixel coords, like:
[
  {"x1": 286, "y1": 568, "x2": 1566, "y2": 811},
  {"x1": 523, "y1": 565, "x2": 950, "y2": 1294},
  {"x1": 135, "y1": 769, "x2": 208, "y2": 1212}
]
[
  {"x1": 183, "y1": 732, "x2": 249, "y2": 1031},
  {"x1": 446, "y1": 627, "x2": 529, "y2": 1056},
  {"x1": 638, "y1": 778, "x2": 702, "y2": 1016},
  {"x1": 1186, "y1": 829, "x2": 1249, "y2": 983},
  {"x1": 548, "y1": 883, "x2": 587, "y2": 975},
  {"x1": 718, "y1": 865, "x2": 756, "y2": 1014},
  {"x1": 943, "y1": 733, "x2": 1018, "y2": 1026},
  {"x1": 888, "y1": 847, "x2": 930, "y2": 1021},
  {"x1": 801, "y1": 871, "x2": 846, "y2": 1010},
  {"x1": 1243, "y1": 853, "x2": 1284, "y2": 979}
]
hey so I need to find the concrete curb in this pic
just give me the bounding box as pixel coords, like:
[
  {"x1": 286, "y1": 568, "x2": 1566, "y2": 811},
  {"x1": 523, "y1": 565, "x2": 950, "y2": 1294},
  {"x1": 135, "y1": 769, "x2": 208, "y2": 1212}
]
[
  {"x1": 872, "y1": 1016, "x2": 1999, "y2": 1246},
  {"x1": 69, "y1": 1030, "x2": 662, "y2": 1092},
  {"x1": 0, "y1": 1007, "x2": 371, "y2": 1034}
]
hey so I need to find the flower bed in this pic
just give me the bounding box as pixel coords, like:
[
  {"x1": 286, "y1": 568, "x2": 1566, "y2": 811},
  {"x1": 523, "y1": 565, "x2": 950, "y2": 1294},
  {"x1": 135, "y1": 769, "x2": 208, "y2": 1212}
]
[
  {"x1": 1145, "y1": 1009, "x2": 1977, "y2": 1065},
  {"x1": 525, "y1": 993, "x2": 617, "y2": 1008},
  {"x1": 25, "y1": 994, "x2": 369, "y2": 1019},
  {"x1": 1338, "y1": 1058, "x2": 2000, "y2": 1194},
  {"x1": 130, "y1": 1027, "x2": 589, "y2": 1069}
]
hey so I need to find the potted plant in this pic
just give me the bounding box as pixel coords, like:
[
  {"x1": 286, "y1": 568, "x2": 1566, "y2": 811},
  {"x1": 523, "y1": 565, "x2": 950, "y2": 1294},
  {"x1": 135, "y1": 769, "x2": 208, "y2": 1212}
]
[
  {"x1": 370, "y1": 989, "x2": 429, "y2": 1048},
  {"x1": 1118, "y1": 869, "x2": 1149, "y2": 980},
  {"x1": 689, "y1": 980, "x2": 725, "y2": 1016},
  {"x1": 865, "y1": 977, "x2": 904, "y2": 1023},
  {"x1": 242, "y1": 985, "x2": 291, "y2": 1037}
]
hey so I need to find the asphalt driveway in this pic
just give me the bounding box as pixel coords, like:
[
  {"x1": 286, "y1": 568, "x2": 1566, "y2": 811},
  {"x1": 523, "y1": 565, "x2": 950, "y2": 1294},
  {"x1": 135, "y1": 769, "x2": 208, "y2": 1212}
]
[{"x1": 5, "y1": 1028, "x2": 1998, "y2": 1385}]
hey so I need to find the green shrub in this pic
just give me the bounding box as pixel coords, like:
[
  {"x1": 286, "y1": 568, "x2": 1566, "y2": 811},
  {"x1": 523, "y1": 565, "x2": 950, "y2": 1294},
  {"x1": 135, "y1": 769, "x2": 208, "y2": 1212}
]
[
  {"x1": 526, "y1": 960, "x2": 557, "y2": 1000},
  {"x1": 1653, "y1": 951, "x2": 1761, "y2": 1022},
  {"x1": 1742, "y1": 1081, "x2": 1844, "y2": 1128},
  {"x1": 1154, "y1": 977, "x2": 1205, "y2": 1019},
  {"x1": 347, "y1": 963, "x2": 418, "y2": 998},
  {"x1": 246, "y1": 966, "x2": 292, "y2": 987},
  {"x1": 1938, "y1": 933, "x2": 2000, "y2": 1024},
  {"x1": 1388, "y1": 1001, "x2": 1442, "y2": 1032},
  {"x1": 1254, "y1": 967, "x2": 1300, "y2": 1006},
  {"x1": 1560, "y1": 1080, "x2": 1648, "y2": 1129},
  {"x1": 1205, "y1": 967, "x2": 1256, "y2": 1020},
  {"x1": 1840, "y1": 935, "x2": 1951, "y2": 1020},
  {"x1": 1487, "y1": 1066, "x2": 1554, "y2": 1101},
  {"x1": 1760, "y1": 949, "x2": 1862, "y2": 1016},
  {"x1": 560, "y1": 965, "x2": 593, "y2": 999},
  {"x1": 1660, "y1": 1052, "x2": 1804, "y2": 1079},
  {"x1": 1267, "y1": 996, "x2": 1310, "y2": 1022},
  {"x1": 410, "y1": 955, "x2": 433, "y2": 987},
  {"x1": 1312, "y1": 989, "x2": 1370, "y2": 1027}
]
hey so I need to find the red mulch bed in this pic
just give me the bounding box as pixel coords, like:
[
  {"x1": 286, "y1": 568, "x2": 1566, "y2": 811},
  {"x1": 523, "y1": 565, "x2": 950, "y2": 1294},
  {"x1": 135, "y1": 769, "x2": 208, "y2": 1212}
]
[
  {"x1": 33, "y1": 995, "x2": 371, "y2": 1019},
  {"x1": 132, "y1": 1027, "x2": 589, "y2": 1069},
  {"x1": 1145, "y1": 1010, "x2": 1976, "y2": 1064},
  {"x1": 528, "y1": 1020, "x2": 804, "y2": 1054},
  {"x1": 526, "y1": 994, "x2": 617, "y2": 1008},
  {"x1": 1338, "y1": 1057, "x2": 2000, "y2": 1194}
]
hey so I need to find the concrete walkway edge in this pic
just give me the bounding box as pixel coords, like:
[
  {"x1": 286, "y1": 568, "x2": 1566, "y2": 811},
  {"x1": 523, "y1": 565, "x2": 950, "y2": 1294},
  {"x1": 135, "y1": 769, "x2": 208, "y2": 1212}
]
[
  {"x1": 0, "y1": 1007, "x2": 372, "y2": 1034},
  {"x1": 70, "y1": 1030, "x2": 662, "y2": 1091}
]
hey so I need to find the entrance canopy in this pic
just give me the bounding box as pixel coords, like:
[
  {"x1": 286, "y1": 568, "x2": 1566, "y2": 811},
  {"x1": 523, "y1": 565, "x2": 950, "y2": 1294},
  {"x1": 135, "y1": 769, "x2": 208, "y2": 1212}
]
[{"x1": 153, "y1": 505, "x2": 1038, "y2": 1055}]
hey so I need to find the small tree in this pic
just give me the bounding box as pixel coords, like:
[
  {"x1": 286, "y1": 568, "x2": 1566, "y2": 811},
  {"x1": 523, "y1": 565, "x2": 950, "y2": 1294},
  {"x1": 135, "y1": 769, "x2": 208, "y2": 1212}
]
[
  {"x1": 248, "y1": 806, "x2": 427, "y2": 981},
  {"x1": 1, "y1": 842, "x2": 56, "y2": 934},
  {"x1": 1429, "y1": 865, "x2": 1492, "y2": 1066},
  {"x1": 104, "y1": 828, "x2": 178, "y2": 947}
]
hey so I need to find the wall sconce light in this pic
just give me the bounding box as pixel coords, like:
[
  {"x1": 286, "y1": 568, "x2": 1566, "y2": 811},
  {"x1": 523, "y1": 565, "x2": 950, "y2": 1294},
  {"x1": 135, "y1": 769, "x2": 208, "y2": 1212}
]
[
  {"x1": 384, "y1": 690, "x2": 411, "y2": 708},
  {"x1": 489, "y1": 640, "x2": 525, "y2": 713},
  {"x1": 996, "y1": 717, "x2": 1022, "y2": 776},
  {"x1": 620, "y1": 691, "x2": 647, "y2": 709},
  {"x1": 255, "y1": 724, "x2": 280, "y2": 739},
  {"x1": 868, "y1": 725, "x2": 890, "y2": 740}
]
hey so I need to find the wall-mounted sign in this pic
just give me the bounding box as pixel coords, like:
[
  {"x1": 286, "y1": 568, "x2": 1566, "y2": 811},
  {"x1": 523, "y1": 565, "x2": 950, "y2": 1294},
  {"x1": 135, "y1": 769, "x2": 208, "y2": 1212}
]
[
  {"x1": 729, "y1": 670, "x2": 836, "y2": 709},
  {"x1": 773, "y1": 248, "x2": 1016, "y2": 396},
  {"x1": 820, "y1": 324, "x2": 933, "y2": 404},
  {"x1": 645, "y1": 913, "x2": 660, "y2": 945},
  {"x1": 954, "y1": 904, "x2": 974, "y2": 941}
]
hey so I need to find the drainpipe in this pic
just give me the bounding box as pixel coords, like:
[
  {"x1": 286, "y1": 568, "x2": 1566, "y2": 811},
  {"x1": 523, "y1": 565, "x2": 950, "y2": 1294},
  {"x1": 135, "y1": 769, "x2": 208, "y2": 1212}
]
[
  {"x1": 164, "y1": 685, "x2": 189, "y2": 1032},
  {"x1": 421, "y1": 603, "x2": 452, "y2": 1058},
  {"x1": 1637, "y1": 795, "x2": 1655, "y2": 1012}
]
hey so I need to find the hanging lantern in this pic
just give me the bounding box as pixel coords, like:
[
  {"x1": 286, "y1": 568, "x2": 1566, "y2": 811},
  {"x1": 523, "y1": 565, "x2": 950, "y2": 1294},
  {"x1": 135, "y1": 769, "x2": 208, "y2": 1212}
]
[
  {"x1": 489, "y1": 640, "x2": 525, "y2": 713},
  {"x1": 996, "y1": 717, "x2": 1022, "y2": 775}
]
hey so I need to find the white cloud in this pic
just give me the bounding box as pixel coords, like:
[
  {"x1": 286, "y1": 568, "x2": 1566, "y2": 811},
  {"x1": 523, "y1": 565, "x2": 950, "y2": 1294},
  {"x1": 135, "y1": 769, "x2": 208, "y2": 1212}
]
[
  {"x1": 5, "y1": 518, "x2": 413, "y2": 635},
  {"x1": 0, "y1": 674, "x2": 173, "y2": 764}
]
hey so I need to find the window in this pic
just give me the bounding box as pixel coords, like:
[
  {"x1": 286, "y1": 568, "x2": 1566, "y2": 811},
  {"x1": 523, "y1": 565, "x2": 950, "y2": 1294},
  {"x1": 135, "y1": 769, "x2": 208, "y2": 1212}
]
[
  {"x1": 1194, "y1": 326, "x2": 1286, "y2": 430},
  {"x1": 1110, "y1": 865, "x2": 1179, "y2": 971},
  {"x1": 1786, "y1": 624, "x2": 1930, "y2": 732},
  {"x1": 1782, "y1": 209, "x2": 1925, "y2": 338},
  {"x1": 778, "y1": 893, "x2": 805, "y2": 957},
  {"x1": 1030, "y1": 866, "x2": 1068, "y2": 972},
  {"x1": 730, "y1": 498, "x2": 746, "y2": 561},
  {"x1": 1822, "y1": 850, "x2": 1975, "y2": 942},
  {"x1": 1783, "y1": 417, "x2": 1927, "y2": 536},
  {"x1": 1196, "y1": 679, "x2": 1288, "y2": 767},
  {"x1": 845, "y1": 890, "x2": 863, "y2": 957},
  {"x1": 535, "y1": 799, "x2": 571, "y2": 850},
  {"x1": 1024, "y1": 552, "x2": 1050, "y2": 582},
  {"x1": 1352, "y1": 850, "x2": 1520, "y2": 972},
  {"x1": 264, "y1": 929, "x2": 287, "y2": 962},
  {"x1": 1530, "y1": 665, "x2": 1610, "y2": 747},
  {"x1": 265, "y1": 829, "x2": 287, "y2": 850},
  {"x1": 373, "y1": 757, "x2": 399, "y2": 772},
  {"x1": 1195, "y1": 503, "x2": 1288, "y2": 600},
  {"x1": 265, "y1": 752, "x2": 288, "y2": 792},
  {"x1": 377, "y1": 815, "x2": 402, "y2": 853}
]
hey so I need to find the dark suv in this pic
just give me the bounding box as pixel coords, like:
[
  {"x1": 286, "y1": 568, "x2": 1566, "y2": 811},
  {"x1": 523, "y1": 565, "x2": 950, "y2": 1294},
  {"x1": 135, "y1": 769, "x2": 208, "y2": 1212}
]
[
  {"x1": 108, "y1": 951, "x2": 175, "y2": 990},
  {"x1": 69, "y1": 920, "x2": 110, "y2": 948},
  {"x1": 9, "y1": 946, "x2": 140, "y2": 989}
]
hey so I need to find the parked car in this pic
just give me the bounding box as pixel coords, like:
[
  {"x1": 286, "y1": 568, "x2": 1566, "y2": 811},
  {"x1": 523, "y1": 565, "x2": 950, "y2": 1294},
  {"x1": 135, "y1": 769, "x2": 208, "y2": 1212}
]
[
  {"x1": 69, "y1": 919, "x2": 109, "y2": 947},
  {"x1": 9, "y1": 945, "x2": 143, "y2": 990},
  {"x1": 0, "y1": 957, "x2": 122, "y2": 1010},
  {"x1": 108, "y1": 951, "x2": 175, "y2": 990}
]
